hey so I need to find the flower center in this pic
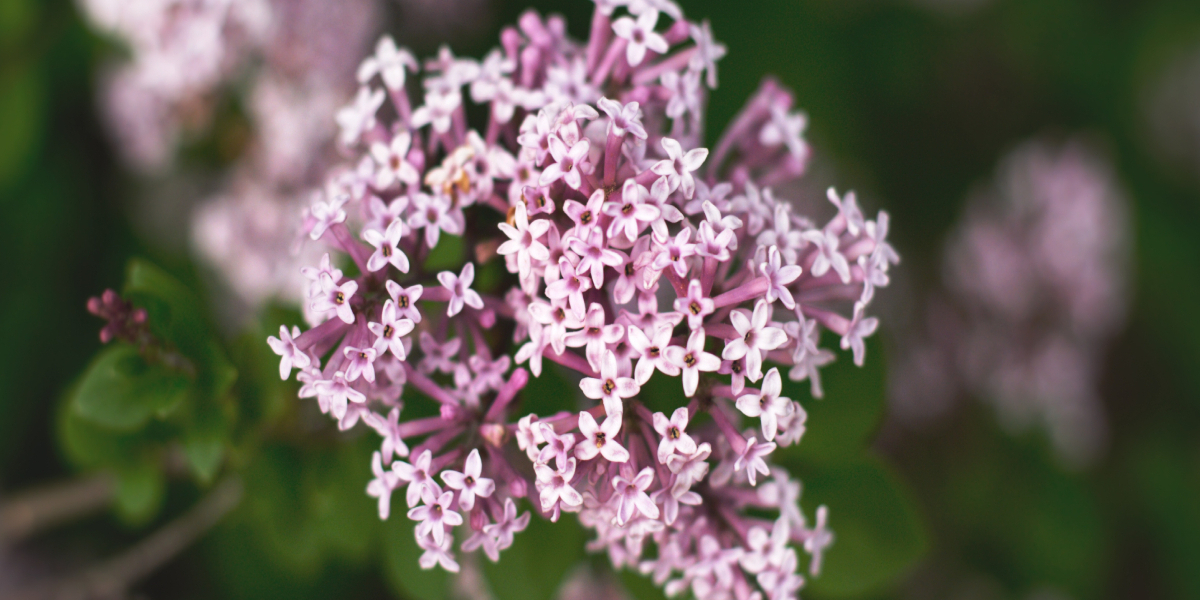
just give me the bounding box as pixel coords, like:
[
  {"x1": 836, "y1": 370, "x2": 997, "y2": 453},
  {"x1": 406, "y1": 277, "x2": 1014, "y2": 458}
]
[
  {"x1": 669, "y1": 427, "x2": 680, "y2": 440},
  {"x1": 684, "y1": 353, "x2": 696, "y2": 368},
  {"x1": 399, "y1": 296, "x2": 409, "y2": 308},
  {"x1": 622, "y1": 203, "x2": 634, "y2": 215},
  {"x1": 603, "y1": 379, "x2": 616, "y2": 394},
  {"x1": 595, "y1": 432, "x2": 607, "y2": 447},
  {"x1": 383, "y1": 324, "x2": 394, "y2": 338},
  {"x1": 648, "y1": 347, "x2": 660, "y2": 358},
  {"x1": 580, "y1": 211, "x2": 593, "y2": 224},
  {"x1": 334, "y1": 292, "x2": 346, "y2": 305},
  {"x1": 689, "y1": 301, "x2": 702, "y2": 315},
  {"x1": 382, "y1": 244, "x2": 393, "y2": 257},
  {"x1": 465, "y1": 475, "x2": 475, "y2": 486}
]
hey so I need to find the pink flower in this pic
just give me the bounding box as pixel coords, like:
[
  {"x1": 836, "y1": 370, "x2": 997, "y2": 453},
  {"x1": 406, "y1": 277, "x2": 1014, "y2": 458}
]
[
  {"x1": 735, "y1": 368, "x2": 792, "y2": 441},
  {"x1": 540, "y1": 134, "x2": 590, "y2": 190},
  {"x1": 545, "y1": 258, "x2": 592, "y2": 318},
  {"x1": 575, "y1": 411, "x2": 630, "y2": 462},
  {"x1": 722, "y1": 299, "x2": 788, "y2": 381},
  {"x1": 370, "y1": 131, "x2": 420, "y2": 189},
  {"x1": 367, "y1": 451, "x2": 399, "y2": 519},
  {"x1": 652, "y1": 407, "x2": 697, "y2": 463},
  {"x1": 535, "y1": 457, "x2": 583, "y2": 515},
  {"x1": 612, "y1": 466, "x2": 660, "y2": 525},
  {"x1": 733, "y1": 436, "x2": 776, "y2": 486},
  {"x1": 579, "y1": 349, "x2": 640, "y2": 417},
  {"x1": 384, "y1": 281, "x2": 424, "y2": 323},
  {"x1": 369, "y1": 300, "x2": 415, "y2": 359},
  {"x1": 441, "y1": 449, "x2": 496, "y2": 511},
  {"x1": 438, "y1": 263, "x2": 484, "y2": 316},
  {"x1": 611, "y1": 9, "x2": 668, "y2": 67},
  {"x1": 497, "y1": 203, "x2": 551, "y2": 280},
  {"x1": 267, "y1": 325, "x2": 310, "y2": 380},
  {"x1": 652, "y1": 137, "x2": 708, "y2": 199},
  {"x1": 665, "y1": 328, "x2": 721, "y2": 397},
  {"x1": 364, "y1": 219, "x2": 411, "y2": 273},
  {"x1": 628, "y1": 323, "x2": 680, "y2": 384},
  {"x1": 674, "y1": 279, "x2": 715, "y2": 330},
  {"x1": 408, "y1": 487, "x2": 463, "y2": 546},
  {"x1": 343, "y1": 345, "x2": 378, "y2": 383},
  {"x1": 604, "y1": 179, "x2": 661, "y2": 241},
  {"x1": 393, "y1": 450, "x2": 436, "y2": 508}
]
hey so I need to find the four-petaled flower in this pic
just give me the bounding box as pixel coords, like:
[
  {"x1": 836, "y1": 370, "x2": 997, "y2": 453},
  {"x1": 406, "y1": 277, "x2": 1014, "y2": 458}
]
[
  {"x1": 540, "y1": 135, "x2": 590, "y2": 190},
  {"x1": 674, "y1": 279, "x2": 715, "y2": 330},
  {"x1": 735, "y1": 367, "x2": 792, "y2": 441},
  {"x1": 653, "y1": 407, "x2": 697, "y2": 463},
  {"x1": 367, "y1": 451, "x2": 399, "y2": 519},
  {"x1": 438, "y1": 263, "x2": 484, "y2": 317},
  {"x1": 371, "y1": 131, "x2": 420, "y2": 189},
  {"x1": 575, "y1": 411, "x2": 630, "y2": 462},
  {"x1": 652, "y1": 137, "x2": 708, "y2": 199},
  {"x1": 441, "y1": 448, "x2": 496, "y2": 511},
  {"x1": 612, "y1": 9, "x2": 668, "y2": 67},
  {"x1": 665, "y1": 328, "x2": 721, "y2": 397},
  {"x1": 580, "y1": 349, "x2": 640, "y2": 417},
  {"x1": 628, "y1": 323, "x2": 680, "y2": 384},
  {"x1": 364, "y1": 219, "x2": 412, "y2": 273},
  {"x1": 497, "y1": 202, "x2": 551, "y2": 279},
  {"x1": 267, "y1": 325, "x2": 310, "y2": 380},
  {"x1": 369, "y1": 300, "x2": 415, "y2": 359},
  {"x1": 408, "y1": 487, "x2": 464, "y2": 546},
  {"x1": 723, "y1": 299, "x2": 788, "y2": 381},
  {"x1": 612, "y1": 466, "x2": 660, "y2": 525}
]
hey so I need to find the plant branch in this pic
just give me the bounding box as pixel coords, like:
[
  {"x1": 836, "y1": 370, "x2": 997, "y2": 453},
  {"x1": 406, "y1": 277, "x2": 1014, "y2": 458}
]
[
  {"x1": 0, "y1": 474, "x2": 115, "y2": 543},
  {"x1": 11, "y1": 476, "x2": 243, "y2": 600}
]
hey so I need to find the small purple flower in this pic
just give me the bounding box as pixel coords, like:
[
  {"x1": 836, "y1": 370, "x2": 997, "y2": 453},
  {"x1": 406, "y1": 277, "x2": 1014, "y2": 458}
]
[
  {"x1": 364, "y1": 220, "x2": 412, "y2": 273},
  {"x1": 652, "y1": 407, "x2": 697, "y2": 463},
  {"x1": 540, "y1": 134, "x2": 590, "y2": 190},
  {"x1": 723, "y1": 299, "x2": 788, "y2": 381},
  {"x1": 370, "y1": 131, "x2": 420, "y2": 189},
  {"x1": 343, "y1": 345, "x2": 378, "y2": 383},
  {"x1": 369, "y1": 300, "x2": 415, "y2": 360},
  {"x1": 628, "y1": 323, "x2": 680, "y2": 384},
  {"x1": 612, "y1": 466, "x2": 659, "y2": 525},
  {"x1": 579, "y1": 349, "x2": 640, "y2": 418},
  {"x1": 665, "y1": 328, "x2": 721, "y2": 397},
  {"x1": 535, "y1": 457, "x2": 584, "y2": 516},
  {"x1": 840, "y1": 301, "x2": 878, "y2": 367},
  {"x1": 735, "y1": 367, "x2": 791, "y2": 442},
  {"x1": 566, "y1": 304, "x2": 625, "y2": 371},
  {"x1": 497, "y1": 203, "x2": 551, "y2": 280},
  {"x1": 357, "y1": 35, "x2": 418, "y2": 91},
  {"x1": 575, "y1": 411, "x2": 630, "y2": 462},
  {"x1": 611, "y1": 9, "x2": 668, "y2": 67},
  {"x1": 267, "y1": 325, "x2": 310, "y2": 380},
  {"x1": 674, "y1": 279, "x2": 715, "y2": 330},
  {"x1": 441, "y1": 449, "x2": 496, "y2": 511},
  {"x1": 483, "y1": 498, "x2": 531, "y2": 554},
  {"x1": 393, "y1": 449, "x2": 436, "y2": 508},
  {"x1": 604, "y1": 179, "x2": 661, "y2": 241},
  {"x1": 408, "y1": 487, "x2": 464, "y2": 546},
  {"x1": 652, "y1": 137, "x2": 708, "y2": 199},
  {"x1": 384, "y1": 281, "x2": 424, "y2": 323},
  {"x1": 545, "y1": 258, "x2": 592, "y2": 318},
  {"x1": 363, "y1": 407, "x2": 409, "y2": 462},
  {"x1": 597, "y1": 97, "x2": 648, "y2": 139},
  {"x1": 759, "y1": 246, "x2": 802, "y2": 309},
  {"x1": 438, "y1": 263, "x2": 484, "y2": 317},
  {"x1": 367, "y1": 451, "x2": 399, "y2": 520},
  {"x1": 733, "y1": 436, "x2": 776, "y2": 486}
]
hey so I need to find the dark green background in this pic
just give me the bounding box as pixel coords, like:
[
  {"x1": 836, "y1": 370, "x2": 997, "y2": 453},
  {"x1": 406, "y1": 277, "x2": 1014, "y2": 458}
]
[{"x1": 2, "y1": 0, "x2": 1198, "y2": 598}]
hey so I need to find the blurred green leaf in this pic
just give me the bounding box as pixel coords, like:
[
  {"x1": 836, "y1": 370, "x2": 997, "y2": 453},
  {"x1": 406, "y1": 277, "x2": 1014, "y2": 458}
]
[
  {"x1": 0, "y1": 63, "x2": 42, "y2": 188},
  {"x1": 782, "y1": 335, "x2": 886, "y2": 463},
  {"x1": 482, "y1": 508, "x2": 586, "y2": 600},
  {"x1": 521, "y1": 362, "x2": 580, "y2": 417},
  {"x1": 424, "y1": 233, "x2": 465, "y2": 272},
  {"x1": 800, "y1": 454, "x2": 928, "y2": 597},
  {"x1": 71, "y1": 344, "x2": 191, "y2": 431},
  {"x1": 114, "y1": 458, "x2": 166, "y2": 525},
  {"x1": 381, "y1": 514, "x2": 451, "y2": 600},
  {"x1": 183, "y1": 396, "x2": 228, "y2": 484}
]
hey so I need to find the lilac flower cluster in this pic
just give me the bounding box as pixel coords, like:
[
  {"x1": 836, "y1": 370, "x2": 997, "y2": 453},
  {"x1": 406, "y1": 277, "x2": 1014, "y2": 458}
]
[
  {"x1": 269, "y1": 1, "x2": 900, "y2": 597},
  {"x1": 891, "y1": 140, "x2": 1128, "y2": 467}
]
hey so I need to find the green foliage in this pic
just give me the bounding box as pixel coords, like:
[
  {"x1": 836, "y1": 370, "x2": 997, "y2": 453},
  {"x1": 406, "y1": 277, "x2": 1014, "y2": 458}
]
[
  {"x1": 481, "y1": 509, "x2": 587, "y2": 600},
  {"x1": 71, "y1": 344, "x2": 191, "y2": 430},
  {"x1": 381, "y1": 514, "x2": 451, "y2": 600},
  {"x1": 113, "y1": 458, "x2": 167, "y2": 525},
  {"x1": 800, "y1": 455, "x2": 928, "y2": 598},
  {"x1": 782, "y1": 334, "x2": 887, "y2": 464}
]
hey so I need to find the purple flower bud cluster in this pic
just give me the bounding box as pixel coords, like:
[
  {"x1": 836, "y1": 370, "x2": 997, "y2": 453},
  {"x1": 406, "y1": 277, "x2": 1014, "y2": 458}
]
[
  {"x1": 269, "y1": 1, "x2": 900, "y2": 597},
  {"x1": 88, "y1": 289, "x2": 195, "y2": 374}
]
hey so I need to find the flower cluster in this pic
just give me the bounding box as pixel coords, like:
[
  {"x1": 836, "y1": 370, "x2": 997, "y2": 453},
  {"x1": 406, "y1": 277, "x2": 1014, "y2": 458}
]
[
  {"x1": 891, "y1": 139, "x2": 1129, "y2": 467},
  {"x1": 269, "y1": 1, "x2": 900, "y2": 597}
]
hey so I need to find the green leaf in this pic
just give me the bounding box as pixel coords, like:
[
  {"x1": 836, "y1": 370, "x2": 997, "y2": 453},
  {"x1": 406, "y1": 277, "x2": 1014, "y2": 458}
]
[
  {"x1": 71, "y1": 344, "x2": 192, "y2": 431},
  {"x1": 481, "y1": 509, "x2": 586, "y2": 600},
  {"x1": 0, "y1": 62, "x2": 42, "y2": 187},
  {"x1": 423, "y1": 233, "x2": 465, "y2": 272},
  {"x1": 381, "y1": 514, "x2": 451, "y2": 600},
  {"x1": 781, "y1": 334, "x2": 886, "y2": 463},
  {"x1": 521, "y1": 362, "x2": 580, "y2": 417},
  {"x1": 183, "y1": 396, "x2": 227, "y2": 484},
  {"x1": 799, "y1": 454, "x2": 928, "y2": 597},
  {"x1": 114, "y1": 459, "x2": 166, "y2": 525}
]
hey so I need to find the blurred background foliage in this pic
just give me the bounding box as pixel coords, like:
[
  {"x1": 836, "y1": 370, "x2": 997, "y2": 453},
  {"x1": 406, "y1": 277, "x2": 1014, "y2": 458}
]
[{"x1": 1, "y1": 0, "x2": 1198, "y2": 599}]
